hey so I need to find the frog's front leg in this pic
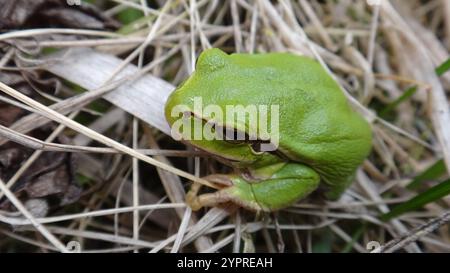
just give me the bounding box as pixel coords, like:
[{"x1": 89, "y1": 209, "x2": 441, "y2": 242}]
[{"x1": 186, "y1": 163, "x2": 320, "y2": 212}]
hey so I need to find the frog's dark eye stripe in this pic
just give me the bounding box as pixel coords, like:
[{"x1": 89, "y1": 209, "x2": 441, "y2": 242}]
[
  {"x1": 224, "y1": 139, "x2": 246, "y2": 144},
  {"x1": 192, "y1": 117, "x2": 280, "y2": 155},
  {"x1": 270, "y1": 149, "x2": 292, "y2": 161},
  {"x1": 215, "y1": 125, "x2": 279, "y2": 155},
  {"x1": 216, "y1": 125, "x2": 251, "y2": 143}
]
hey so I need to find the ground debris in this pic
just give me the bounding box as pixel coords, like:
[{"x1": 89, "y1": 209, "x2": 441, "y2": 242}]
[{"x1": 0, "y1": 0, "x2": 119, "y2": 30}]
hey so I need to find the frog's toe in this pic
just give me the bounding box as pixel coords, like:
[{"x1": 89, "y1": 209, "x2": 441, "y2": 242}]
[
  {"x1": 186, "y1": 190, "x2": 233, "y2": 211},
  {"x1": 186, "y1": 174, "x2": 235, "y2": 211},
  {"x1": 202, "y1": 174, "x2": 234, "y2": 187}
]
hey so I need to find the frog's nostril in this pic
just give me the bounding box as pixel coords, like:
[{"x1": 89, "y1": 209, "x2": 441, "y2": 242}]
[{"x1": 182, "y1": 111, "x2": 193, "y2": 118}]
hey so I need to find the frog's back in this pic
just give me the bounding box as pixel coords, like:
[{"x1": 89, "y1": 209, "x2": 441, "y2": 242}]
[{"x1": 227, "y1": 52, "x2": 372, "y2": 196}]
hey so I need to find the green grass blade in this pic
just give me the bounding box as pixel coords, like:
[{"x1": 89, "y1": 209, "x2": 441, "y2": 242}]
[
  {"x1": 341, "y1": 224, "x2": 365, "y2": 253},
  {"x1": 116, "y1": 8, "x2": 144, "y2": 25},
  {"x1": 407, "y1": 159, "x2": 446, "y2": 190},
  {"x1": 312, "y1": 228, "x2": 333, "y2": 253},
  {"x1": 435, "y1": 57, "x2": 450, "y2": 76},
  {"x1": 117, "y1": 13, "x2": 156, "y2": 35},
  {"x1": 379, "y1": 86, "x2": 417, "y2": 118},
  {"x1": 381, "y1": 178, "x2": 450, "y2": 221}
]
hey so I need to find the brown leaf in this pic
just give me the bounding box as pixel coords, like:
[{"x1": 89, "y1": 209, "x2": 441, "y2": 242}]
[
  {"x1": 60, "y1": 184, "x2": 82, "y2": 206},
  {"x1": 25, "y1": 165, "x2": 70, "y2": 198},
  {"x1": 0, "y1": 149, "x2": 81, "y2": 210},
  {"x1": 0, "y1": 148, "x2": 27, "y2": 171},
  {"x1": 41, "y1": 7, "x2": 118, "y2": 29},
  {"x1": 0, "y1": 72, "x2": 33, "y2": 96},
  {"x1": 0, "y1": 69, "x2": 81, "y2": 212},
  {"x1": 0, "y1": 72, "x2": 35, "y2": 128},
  {"x1": 0, "y1": 0, "x2": 119, "y2": 30},
  {"x1": 0, "y1": 104, "x2": 25, "y2": 127},
  {"x1": 0, "y1": 0, "x2": 50, "y2": 29}
]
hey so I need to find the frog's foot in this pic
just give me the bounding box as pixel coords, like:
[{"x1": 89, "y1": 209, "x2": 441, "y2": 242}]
[
  {"x1": 185, "y1": 173, "x2": 270, "y2": 211},
  {"x1": 187, "y1": 163, "x2": 321, "y2": 212},
  {"x1": 186, "y1": 174, "x2": 235, "y2": 211},
  {"x1": 187, "y1": 188, "x2": 235, "y2": 211}
]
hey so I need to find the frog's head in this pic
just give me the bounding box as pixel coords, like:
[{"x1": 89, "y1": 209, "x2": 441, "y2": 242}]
[{"x1": 165, "y1": 48, "x2": 280, "y2": 168}]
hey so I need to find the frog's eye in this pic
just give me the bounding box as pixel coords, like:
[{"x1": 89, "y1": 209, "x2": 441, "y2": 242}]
[
  {"x1": 249, "y1": 140, "x2": 275, "y2": 154},
  {"x1": 248, "y1": 141, "x2": 266, "y2": 154},
  {"x1": 250, "y1": 142, "x2": 263, "y2": 154}
]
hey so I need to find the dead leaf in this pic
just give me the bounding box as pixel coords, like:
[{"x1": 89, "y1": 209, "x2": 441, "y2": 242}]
[
  {"x1": 0, "y1": 147, "x2": 81, "y2": 211},
  {"x1": 0, "y1": 147, "x2": 27, "y2": 171},
  {"x1": 0, "y1": 0, "x2": 119, "y2": 30},
  {"x1": 0, "y1": 104, "x2": 25, "y2": 127},
  {"x1": 0, "y1": 0, "x2": 49, "y2": 29}
]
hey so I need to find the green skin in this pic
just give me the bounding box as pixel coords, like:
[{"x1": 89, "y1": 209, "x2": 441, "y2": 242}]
[{"x1": 165, "y1": 48, "x2": 372, "y2": 212}]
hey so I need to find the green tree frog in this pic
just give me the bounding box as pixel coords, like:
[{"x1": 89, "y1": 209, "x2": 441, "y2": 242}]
[{"x1": 165, "y1": 48, "x2": 372, "y2": 212}]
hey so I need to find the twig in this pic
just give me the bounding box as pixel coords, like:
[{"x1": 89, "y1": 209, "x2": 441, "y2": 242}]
[
  {"x1": 171, "y1": 207, "x2": 192, "y2": 253},
  {"x1": 0, "y1": 177, "x2": 69, "y2": 252},
  {"x1": 373, "y1": 211, "x2": 450, "y2": 253},
  {"x1": 0, "y1": 123, "x2": 207, "y2": 156},
  {"x1": 0, "y1": 111, "x2": 79, "y2": 200},
  {"x1": 0, "y1": 203, "x2": 185, "y2": 226},
  {"x1": 0, "y1": 28, "x2": 121, "y2": 41},
  {"x1": 0, "y1": 81, "x2": 219, "y2": 190}
]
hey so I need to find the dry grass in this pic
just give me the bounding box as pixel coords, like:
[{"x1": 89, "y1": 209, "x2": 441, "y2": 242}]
[{"x1": 0, "y1": 0, "x2": 449, "y2": 253}]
